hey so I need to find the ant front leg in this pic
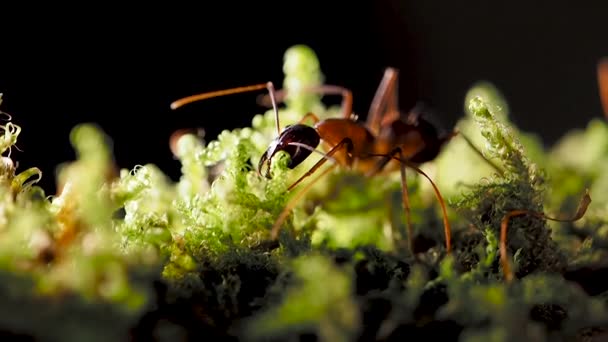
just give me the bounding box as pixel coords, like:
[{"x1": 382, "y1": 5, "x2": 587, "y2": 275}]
[
  {"x1": 270, "y1": 138, "x2": 354, "y2": 240},
  {"x1": 287, "y1": 138, "x2": 353, "y2": 191}
]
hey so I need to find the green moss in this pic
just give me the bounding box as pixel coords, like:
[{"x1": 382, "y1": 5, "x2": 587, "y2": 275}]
[
  {"x1": 245, "y1": 254, "x2": 359, "y2": 341},
  {"x1": 0, "y1": 46, "x2": 607, "y2": 341},
  {"x1": 0, "y1": 120, "x2": 160, "y2": 341},
  {"x1": 451, "y1": 94, "x2": 566, "y2": 278}
]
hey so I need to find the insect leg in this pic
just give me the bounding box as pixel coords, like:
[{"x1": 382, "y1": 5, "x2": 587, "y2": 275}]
[
  {"x1": 457, "y1": 131, "x2": 505, "y2": 176},
  {"x1": 287, "y1": 138, "x2": 353, "y2": 191},
  {"x1": 298, "y1": 112, "x2": 321, "y2": 125},
  {"x1": 402, "y1": 160, "x2": 452, "y2": 253},
  {"x1": 367, "y1": 67, "x2": 400, "y2": 136},
  {"x1": 365, "y1": 148, "x2": 415, "y2": 254},
  {"x1": 598, "y1": 57, "x2": 608, "y2": 119},
  {"x1": 368, "y1": 153, "x2": 452, "y2": 253},
  {"x1": 271, "y1": 138, "x2": 354, "y2": 239},
  {"x1": 270, "y1": 164, "x2": 337, "y2": 240}
]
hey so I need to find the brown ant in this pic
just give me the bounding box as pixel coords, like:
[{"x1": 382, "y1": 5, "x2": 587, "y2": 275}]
[
  {"x1": 171, "y1": 68, "x2": 459, "y2": 255},
  {"x1": 170, "y1": 57, "x2": 599, "y2": 280}
]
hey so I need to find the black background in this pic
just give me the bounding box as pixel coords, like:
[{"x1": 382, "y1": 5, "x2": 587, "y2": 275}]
[{"x1": 1, "y1": 1, "x2": 607, "y2": 194}]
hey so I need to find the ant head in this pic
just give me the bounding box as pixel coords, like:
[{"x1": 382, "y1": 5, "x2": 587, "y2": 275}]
[{"x1": 258, "y1": 124, "x2": 321, "y2": 179}]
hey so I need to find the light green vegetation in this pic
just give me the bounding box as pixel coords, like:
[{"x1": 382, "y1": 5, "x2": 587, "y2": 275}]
[{"x1": 0, "y1": 45, "x2": 607, "y2": 341}]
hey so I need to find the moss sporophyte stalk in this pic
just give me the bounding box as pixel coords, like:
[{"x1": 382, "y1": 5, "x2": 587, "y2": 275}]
[{"x1": 0, "y1": 48, "x2": 608, "y2": 341}]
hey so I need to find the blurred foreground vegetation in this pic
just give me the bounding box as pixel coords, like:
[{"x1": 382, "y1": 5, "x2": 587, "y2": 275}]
[{"x1": 1, "y1": 46, "x2": 608, "y2": 341}]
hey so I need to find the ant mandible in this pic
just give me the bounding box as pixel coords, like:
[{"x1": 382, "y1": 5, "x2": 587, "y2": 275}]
[{"x1": 171, "y1": 68, "x2": 455, "y2": 254}]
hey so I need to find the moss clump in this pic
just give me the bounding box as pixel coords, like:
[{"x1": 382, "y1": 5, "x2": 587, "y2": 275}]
[
  {"x1": 0, "y1": 48, "x2": 608, "y2": 342},
  {"x1": 452, "y1": 95, "x2": 566, "y2": 279},
  {"x1": 0, "y1": 116, "x2": 160, "y2": 341}
]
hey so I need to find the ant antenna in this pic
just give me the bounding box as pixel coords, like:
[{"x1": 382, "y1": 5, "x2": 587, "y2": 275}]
[
  {"x1": 170, "y1": 82, "x2": 282, "y2": 135},
  {"x1": 598, "y1": 57, "x2": 608, "y2": 119},
  {"x1": 500, "y1": 189, "x2": 591, "y2": 282}
]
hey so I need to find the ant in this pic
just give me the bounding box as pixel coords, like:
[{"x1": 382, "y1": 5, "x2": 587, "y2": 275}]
[
  {"x1": 171, "y1": 68, "x2": 458, "y2": 255},
  {"x1": 170, "y1": 60, "x2": 600, "y2": 280}
]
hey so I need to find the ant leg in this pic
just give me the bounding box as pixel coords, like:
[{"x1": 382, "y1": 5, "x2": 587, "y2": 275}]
[
  {"x1": 499, "y1": 189, "x2": 591, "y2": 282},
  {"x1": 367, "y1": 67, "x2": 400, "y2": 136},
  {"x1": 397, "y1": 151, "x2": 415, "y2": 254},
  {"x1": 368, "y1": 153, "x2": 452, "y2": 253},
  {"x1": 365, "y1": 148, "x2": 414, "y2": 255},
  {"x1": 287, "y1": 138, "x2": 353, "y2": 191},
  {"x1": 402, "y1": 161, "x2": 452, "y2": 253},
  {"x1": 171, "y1": 82, "x2": 281, "y2": 135},
  {"x1": 391, "y1": 150, "x2": 414, "y2": 254},
  {"x1": 457, "y1": 131, "x2": 505, "y2": 176},
  {"x1": 270, "y1": 164, "x2": 338, "y2": 240},
  {"x1": 598, "y1": 57, "x2": 608, "y2": 118},
  {"x1": 298, "y1": 112, "x2": 321, "y2": 125},
  {"x1": 271, "y1": 138, "x2": 354, "y2": 239},
  {"x1": 307, "y1": 86, "x2": 353, "y2": 120}
]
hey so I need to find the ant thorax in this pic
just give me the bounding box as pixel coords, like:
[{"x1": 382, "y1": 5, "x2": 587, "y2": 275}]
[{"x1": 315, "y1": 118, "x2": 375, "y2": 155}]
